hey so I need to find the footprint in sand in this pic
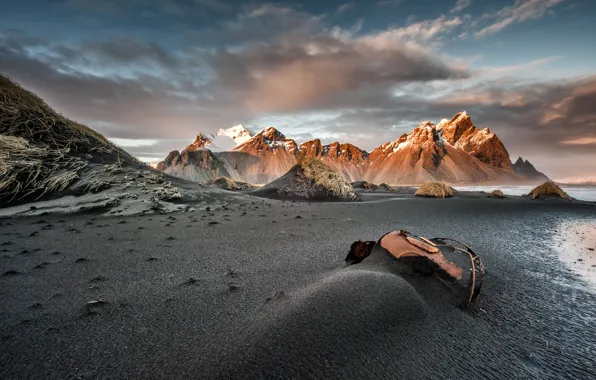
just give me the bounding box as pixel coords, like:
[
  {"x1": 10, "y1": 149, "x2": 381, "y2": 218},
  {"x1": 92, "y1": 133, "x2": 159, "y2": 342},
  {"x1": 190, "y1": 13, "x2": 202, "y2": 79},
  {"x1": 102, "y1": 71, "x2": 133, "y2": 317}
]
[
  {"x1": 180, "y1": 277, "x2": 200, "y2": 286},
  {"x1": 74, "y1": 258, "x2": 90, "y2": 264},
  {"x1": 81, "y1": 300, "x2": 110, "y2": 317},
  {"x1": 34, "y1": 262, "x2": 50, "y2": 270},
  {"x1": 3, "y1": 270, "x2": 21, "y2": 277},
  {"x1": 225, "y1": 268, "x2": 239, "y2": 278}
]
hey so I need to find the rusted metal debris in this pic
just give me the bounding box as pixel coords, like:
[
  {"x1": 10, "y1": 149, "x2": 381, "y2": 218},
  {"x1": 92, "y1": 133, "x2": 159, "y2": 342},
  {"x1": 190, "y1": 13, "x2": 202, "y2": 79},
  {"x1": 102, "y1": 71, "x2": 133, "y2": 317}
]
[{"x1": 347, "y1": 230, "x2": 485, "y2": 308}]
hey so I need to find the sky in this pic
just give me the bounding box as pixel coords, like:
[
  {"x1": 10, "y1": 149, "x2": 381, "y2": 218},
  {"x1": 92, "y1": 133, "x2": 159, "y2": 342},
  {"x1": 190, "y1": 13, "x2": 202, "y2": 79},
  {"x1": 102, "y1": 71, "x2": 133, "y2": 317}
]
[{"x1": 1, "y1": 0, "x2": 595, "y2": 180}]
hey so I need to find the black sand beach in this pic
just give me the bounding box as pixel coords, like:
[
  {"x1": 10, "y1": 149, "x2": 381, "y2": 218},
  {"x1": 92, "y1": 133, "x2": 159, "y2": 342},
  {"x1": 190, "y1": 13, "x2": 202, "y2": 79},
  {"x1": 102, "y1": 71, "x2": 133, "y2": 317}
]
[{"x1": 1, "y1": 193, "x2": 596, "y2": 379}]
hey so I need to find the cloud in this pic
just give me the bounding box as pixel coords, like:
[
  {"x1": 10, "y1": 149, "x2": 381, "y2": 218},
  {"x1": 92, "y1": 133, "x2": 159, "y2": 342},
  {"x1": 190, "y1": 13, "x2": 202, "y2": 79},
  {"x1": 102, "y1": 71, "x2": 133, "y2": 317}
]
[
  {"x1": 451, "y1": 0, "x2": 471, "y2": 14},
  {"x1": 0, "y1": 8, "x2": 468, "y2": 140},
  {"x1": 368, "y1": 15, "x2": 464, "y2": 46},
  {"x1": 337, "y1": 3, "x2": 354, "y2": 14},
  {"x1": 108, "y1": 138, "x2": 160, "y2": 147},
  {"x1": 475, "y1": 0, "x2": 565, "y2": 38},
  {"x1": 206, "y1": 34, "x2": 468, "y2": 113},
  {"x1": 481, "y1": 55, "x2": 563, "y2": 74},
  {"x1": 561, "y1": 137, "x2": 596, "y2": 145}
]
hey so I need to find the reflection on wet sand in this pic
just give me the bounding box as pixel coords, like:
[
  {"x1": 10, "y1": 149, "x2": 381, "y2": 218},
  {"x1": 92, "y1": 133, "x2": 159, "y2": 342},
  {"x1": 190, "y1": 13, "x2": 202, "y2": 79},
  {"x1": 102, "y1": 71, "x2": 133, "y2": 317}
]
[{"x1": 555, "y1": 219, "x2": 596, "y2": 287}]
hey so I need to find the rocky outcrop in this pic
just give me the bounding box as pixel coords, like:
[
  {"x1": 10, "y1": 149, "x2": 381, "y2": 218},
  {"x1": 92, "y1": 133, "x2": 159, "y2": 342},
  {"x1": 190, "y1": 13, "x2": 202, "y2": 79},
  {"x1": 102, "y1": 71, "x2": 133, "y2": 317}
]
[{"x1": 512, "y1": 157, "x2": 549, "y2": 182}]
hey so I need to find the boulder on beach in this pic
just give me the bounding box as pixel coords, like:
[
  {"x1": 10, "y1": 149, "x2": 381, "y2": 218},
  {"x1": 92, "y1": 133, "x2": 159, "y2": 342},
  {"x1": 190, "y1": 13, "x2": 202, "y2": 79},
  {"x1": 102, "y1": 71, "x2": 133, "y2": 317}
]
[
  {"x1": 527, "y1": 181, "x2": 569, "y2": 200},
  {"x1": 251, "y1": 158, "x2": 359, "y2": 201},
  {"x1": 488, "y1": 189, "x2": 505, "y2": 199},
  {"x1": 414, "y1": 182, "x2": 455, "y2": 198}
]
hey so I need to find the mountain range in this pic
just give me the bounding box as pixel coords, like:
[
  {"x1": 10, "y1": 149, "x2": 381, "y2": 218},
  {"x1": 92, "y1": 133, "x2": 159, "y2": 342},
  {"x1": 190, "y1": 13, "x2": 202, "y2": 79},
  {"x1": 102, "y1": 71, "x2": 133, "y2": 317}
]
[{"x1": 157, "y1": 112, "x2": 549, "y2": 185}]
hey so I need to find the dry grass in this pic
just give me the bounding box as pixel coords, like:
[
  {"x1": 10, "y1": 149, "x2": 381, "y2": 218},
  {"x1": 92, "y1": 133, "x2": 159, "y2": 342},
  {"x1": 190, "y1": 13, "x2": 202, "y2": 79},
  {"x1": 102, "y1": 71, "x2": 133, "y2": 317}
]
[
  {"x1": 0, "y1": 75, "x2": 109, "y2": 151},
  {"x1": 0, "y1": 74, "x2": 136, "y2": 202},
  {"x1": 299, "y1": 158, "x2": 357, "y2": 200},
  {"x1": 0, "y1": 135, "x2": 86, "y2": 201},
  {"x1": 154, "y1": 182, "x2": 181, "y2": 201},
  {"x1": 415, "y1": 182, "x2": 454, "y2": 198},
  {"x1": 87, "y1": 163, "x2": 123, "y2": 179},
  {"x1": 528, "y1": 182, "x2": 569, "y2": 200},
  {"x1": 488, "y1": 189, "x2": 505, "y2": 198}
]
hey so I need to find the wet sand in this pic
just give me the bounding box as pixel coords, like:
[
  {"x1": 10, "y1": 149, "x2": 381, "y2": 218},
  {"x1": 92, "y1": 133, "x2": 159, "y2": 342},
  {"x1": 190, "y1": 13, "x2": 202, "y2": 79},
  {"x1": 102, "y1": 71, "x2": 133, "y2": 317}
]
[
  {"x1": 1, "y1": 193, "x2": 596, "y2": 379},
  {"x1": 554, "y1": 220, "x2": 596, "y2": 286}
]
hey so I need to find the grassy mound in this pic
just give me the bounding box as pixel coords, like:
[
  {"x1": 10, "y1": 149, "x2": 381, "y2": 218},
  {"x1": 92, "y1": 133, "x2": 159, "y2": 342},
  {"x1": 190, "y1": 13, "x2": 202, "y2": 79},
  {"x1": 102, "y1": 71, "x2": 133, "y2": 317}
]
[
  {"x1": 251, "y1": 158, "x2": 358, "y2": 201},
  {"x1": 0, "y1": 75, "x2": 132, "y2": 203},
  {"x1": 528, "y1": 182, "x2": 569, "y2": 200},
  {"x1": 415, "y1": 182, "x2": 454, "y2": 198},
  {"x1": 488, "y1": 189, "x2": 505, "y2": 199},
  {"x1": 299, "y1": 158, "x2": 357, "y2": 200},
  {"x1": 205, "y1": 177, "x2": 257, "y2": 191}
]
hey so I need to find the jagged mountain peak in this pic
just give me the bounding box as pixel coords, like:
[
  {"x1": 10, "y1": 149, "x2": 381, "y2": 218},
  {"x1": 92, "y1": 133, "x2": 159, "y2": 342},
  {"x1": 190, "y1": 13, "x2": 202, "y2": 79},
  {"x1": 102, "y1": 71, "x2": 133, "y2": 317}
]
[
  {"x1": 512, "y1": 156, "x2": 549, "y2": 182},
  {"x1": 158, "y1": 111, "x2": 548, "y2": 185},
  {"x1": 257, "y1": 126, "x2": 286, "y2": 141},
  {"x1": 439, "y1": 111, "x2": 475, "y2": 145},
  {"x1": 187, "y1": 133, "x2": 212, "y2": 150},
  {"x1": 408, "y1": 121, "x2": 439, "y2": 145}
]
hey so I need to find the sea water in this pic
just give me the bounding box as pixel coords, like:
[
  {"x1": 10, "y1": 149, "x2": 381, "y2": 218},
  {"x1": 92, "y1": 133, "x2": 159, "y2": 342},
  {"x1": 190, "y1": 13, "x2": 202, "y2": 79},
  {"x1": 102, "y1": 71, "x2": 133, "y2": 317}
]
[{"x1": 452, "y1": 185, "x2": 596, "y2": 202}]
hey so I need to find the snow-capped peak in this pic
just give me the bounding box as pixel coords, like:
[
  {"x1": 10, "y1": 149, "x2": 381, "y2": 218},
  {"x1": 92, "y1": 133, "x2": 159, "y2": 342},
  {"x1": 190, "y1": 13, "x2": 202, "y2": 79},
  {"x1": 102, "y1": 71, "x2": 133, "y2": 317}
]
[{"x1": 216, "y1": 124, "x2": 252, "y2": 146}]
